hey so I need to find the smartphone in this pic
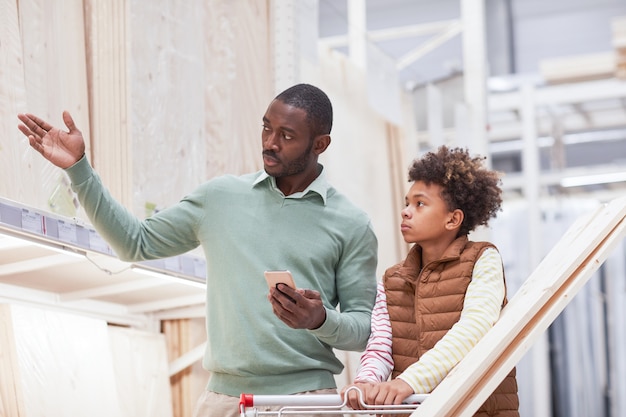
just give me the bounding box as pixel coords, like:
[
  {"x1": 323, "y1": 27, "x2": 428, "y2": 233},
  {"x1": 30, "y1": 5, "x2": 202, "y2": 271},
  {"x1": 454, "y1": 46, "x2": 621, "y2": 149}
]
[{"x1": 264, "y1": 270, "x2": 296, "y2": 289}]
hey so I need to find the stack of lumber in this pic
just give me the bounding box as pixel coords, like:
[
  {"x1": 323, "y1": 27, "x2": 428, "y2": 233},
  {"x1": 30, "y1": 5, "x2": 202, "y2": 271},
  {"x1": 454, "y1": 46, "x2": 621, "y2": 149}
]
[
  {"x1": 539, "y1": 15, "x2": 626, "y2": 84},
  {"x1": 613, "y1": 16, "x2": 626, "y2": 79},
  {"x1": 539, "y1": 52, "x2": 615, "y2": 85}
]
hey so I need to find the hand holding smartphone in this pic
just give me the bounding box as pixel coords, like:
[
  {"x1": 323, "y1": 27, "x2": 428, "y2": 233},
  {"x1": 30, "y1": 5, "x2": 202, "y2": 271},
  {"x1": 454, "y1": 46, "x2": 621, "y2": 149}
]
[
  {"x1": 264, "y1": 270, "x2": 296, "y2": 289},
  {"x1": 265, "y1": 270, "x2": 297, "y2": 304},
  {"x1": 265, "y1": 270, "x2": 325, "y2": 329}
]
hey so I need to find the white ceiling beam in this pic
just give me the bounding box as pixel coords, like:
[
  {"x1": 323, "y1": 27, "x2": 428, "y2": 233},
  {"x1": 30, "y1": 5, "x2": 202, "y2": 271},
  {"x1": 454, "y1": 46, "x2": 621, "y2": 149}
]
[
  {"x1": 489, "y1": 78, "x2": 626, "y2": 111},
  {"x1": 319, "y1": 19, "x2": 461, "y2": 48},
  {"x1": 0, "y1": 254, "x2": 84, "y2": 276},
  {"x1": 0, "y1": 235, "x2": 32, "y2": 251},
  {"x1": 369, "y1": 19, "x2": 461, "y2": 42},
  {"x1": 127, "y1": 293, "x2": 206, "y2": 314},
  {"x1": 0, "y1": 226, "x2": 87, "y2": 258},
  {"x1": 59, "y1": 278, "x2": 167, "y2": 302},
  {"x1": 0, "y1": 282, "x2": 150, "y2": 328},
  {"x1": 500, "y1": 164, "x2": 626, "y2": 191},
  {"x1": 152, "y1": 304, "x2": 206, "y2": 320},
  {"x1": 396, "y1": 20, "x2": 462, "y2": 70},
  {"x1": 488, "y1": 107, "x2": 626, "y2": 141}
]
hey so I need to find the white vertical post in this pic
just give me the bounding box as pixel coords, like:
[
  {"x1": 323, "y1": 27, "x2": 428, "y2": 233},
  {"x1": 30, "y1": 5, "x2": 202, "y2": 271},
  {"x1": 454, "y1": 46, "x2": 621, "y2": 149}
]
[
  {"x1": 520, "y1": 84, "x2": 540, "y2": 261},
  {"x1": 520, "y1": 83, "x2": 552, "y2": 417},
  {"x1": 605, "y1": 242, "x2": 626, "y2": 417},
  {"x1": 454, "y1": 102, "x2": 469, "y2": 148},
  {"x1": 347, "y1": 0, "x2": 367, "y2": 70},
  {"x1": 272, "y1": 0, "x2": 298, "y2": 94},
  {"x1": 427, "y1": 83, "x2": 444, "y2": 148},
  {"x1": 460, "y1": 0, "x2": 488, "y2": 162}
]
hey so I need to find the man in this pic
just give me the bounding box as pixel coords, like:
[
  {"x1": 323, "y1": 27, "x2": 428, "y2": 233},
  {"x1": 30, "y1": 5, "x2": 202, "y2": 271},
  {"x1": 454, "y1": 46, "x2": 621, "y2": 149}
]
[{"x1": 17, "y1": 83, "x2": 378, "y2": 417}]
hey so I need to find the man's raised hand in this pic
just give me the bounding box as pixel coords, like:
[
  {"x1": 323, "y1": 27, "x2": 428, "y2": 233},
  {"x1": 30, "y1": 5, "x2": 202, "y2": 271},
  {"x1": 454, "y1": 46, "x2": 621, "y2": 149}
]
[{"x1": 17, "y1": 111, "x2": 86, "y2": 169}]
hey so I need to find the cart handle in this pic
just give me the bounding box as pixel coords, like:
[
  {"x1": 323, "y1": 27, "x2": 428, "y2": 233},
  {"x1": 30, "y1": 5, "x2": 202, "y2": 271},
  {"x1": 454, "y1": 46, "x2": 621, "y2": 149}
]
[{"x1": 239, "y1": 388, "x2": 428, "y2": 408}]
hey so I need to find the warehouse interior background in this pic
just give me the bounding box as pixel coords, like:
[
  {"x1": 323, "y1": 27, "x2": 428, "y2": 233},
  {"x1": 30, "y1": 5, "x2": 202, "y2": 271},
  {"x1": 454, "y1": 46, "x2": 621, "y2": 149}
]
[{"x1": 1, "y1": 0, "x2": 625, "y2": 416}]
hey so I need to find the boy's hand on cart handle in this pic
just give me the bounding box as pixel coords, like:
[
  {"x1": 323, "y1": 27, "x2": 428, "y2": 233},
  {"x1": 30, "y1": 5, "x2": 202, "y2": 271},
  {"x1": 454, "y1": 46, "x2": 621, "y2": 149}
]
[
  {"x1": 341, "y1": 379, "x2": 414, "y2": 412},
  {"x1": 368, "y1": 379, "x2": 414, "y2": 406},
  {"x1": 341, "y1": 382, "x2": 375, "y2": 410},
  {"x1": 268, "y1": 285, "x2": 326, "y2": 330}
]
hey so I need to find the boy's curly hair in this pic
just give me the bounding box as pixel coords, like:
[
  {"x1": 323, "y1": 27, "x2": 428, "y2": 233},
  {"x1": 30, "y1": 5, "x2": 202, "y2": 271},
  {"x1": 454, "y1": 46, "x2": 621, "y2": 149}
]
[{"x1": 408, "y1": 145, "x2": 503, "y2": 236}]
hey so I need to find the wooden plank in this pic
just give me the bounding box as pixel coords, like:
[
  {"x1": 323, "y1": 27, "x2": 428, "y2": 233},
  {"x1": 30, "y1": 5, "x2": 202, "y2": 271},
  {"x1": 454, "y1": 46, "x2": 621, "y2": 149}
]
[
  {"x1": 163, "y1": 318, "x2": 195, "y2": 417},
  {"x1": 0, "y1": 305, "x2": 26, "y2": 417},
  {"x1": 168, "y1": 342, "x2": 205, "y2": 377},
  {"x1": 179, "y1": 319, "x2": 190, "y2": 417},
  {"x1": 162, "y1": 321, "x2": 180, "y2": 417},
  {"x1": 84, "y1": 0, "x2": 133, "y2": 207},
  {"x1": 539, "y1": 52, "x2": 615, "y2": 85},
  {"x1": 414, "y1": 196, "x2": 626, "y2": 416}
]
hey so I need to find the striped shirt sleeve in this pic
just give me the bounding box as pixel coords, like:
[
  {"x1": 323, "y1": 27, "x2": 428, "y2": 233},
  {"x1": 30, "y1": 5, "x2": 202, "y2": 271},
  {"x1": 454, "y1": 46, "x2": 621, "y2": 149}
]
[
  {"x1": 354, "y1": 281, "x2": 394, "y2": 383},
  {"x1": 397, "y1": 247, "x2": 505, "y2": 394}
]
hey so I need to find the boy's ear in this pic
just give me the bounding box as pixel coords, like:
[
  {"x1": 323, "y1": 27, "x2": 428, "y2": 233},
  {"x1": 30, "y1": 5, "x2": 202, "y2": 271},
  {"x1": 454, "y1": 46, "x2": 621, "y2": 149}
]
[{"x1": 446, "y1": 209, "x2": 464, "y2": 231}]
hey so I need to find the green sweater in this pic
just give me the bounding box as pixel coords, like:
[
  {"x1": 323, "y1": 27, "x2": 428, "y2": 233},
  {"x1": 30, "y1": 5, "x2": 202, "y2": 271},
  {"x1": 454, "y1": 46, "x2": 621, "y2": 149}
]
[{"x1": 66, "y1": 156, "x2": 378, "y2": 396}]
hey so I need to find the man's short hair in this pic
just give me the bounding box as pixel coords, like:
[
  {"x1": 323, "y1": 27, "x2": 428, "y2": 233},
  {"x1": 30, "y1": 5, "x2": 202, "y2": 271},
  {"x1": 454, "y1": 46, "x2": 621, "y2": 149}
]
[{"x1": 275, "y1": 83, "x2": 333, "y2": 137}]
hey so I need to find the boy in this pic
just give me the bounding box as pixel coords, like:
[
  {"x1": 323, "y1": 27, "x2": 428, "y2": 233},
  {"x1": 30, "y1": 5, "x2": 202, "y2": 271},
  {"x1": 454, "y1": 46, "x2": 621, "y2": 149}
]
[{"x1": 342, "y1": 146, "x2": 519, "y2": 416}]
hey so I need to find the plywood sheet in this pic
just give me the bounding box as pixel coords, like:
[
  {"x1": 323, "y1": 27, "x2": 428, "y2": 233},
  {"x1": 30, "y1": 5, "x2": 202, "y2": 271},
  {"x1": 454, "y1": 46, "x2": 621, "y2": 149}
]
[
  {"x1": 0, "y1": 303, "x2": 176, "y2": 417},
  {"x1": 0, "y1": 304, "x2": 25, "y2": 417},
  {"x1": 126, "y1": 0, "x2": 272, "y2": 218},
  {"x1": 0, "y1": 303, "x2": 123, "y2": 417},
  {"x1": 0, "y1": 0, "x2": 90, "y2": 215},
  {"x1": 108, "y1": 326, "x2": 174, "y2": 417}
]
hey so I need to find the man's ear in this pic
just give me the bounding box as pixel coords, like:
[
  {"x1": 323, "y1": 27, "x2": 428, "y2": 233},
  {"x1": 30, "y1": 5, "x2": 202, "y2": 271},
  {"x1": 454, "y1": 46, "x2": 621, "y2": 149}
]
[
  {"x1": 313, "y1": 134, "x2": 331, "y2": 155},
  {"x1": 446, "y1": 209, "x2": 464, "y2": 231}
]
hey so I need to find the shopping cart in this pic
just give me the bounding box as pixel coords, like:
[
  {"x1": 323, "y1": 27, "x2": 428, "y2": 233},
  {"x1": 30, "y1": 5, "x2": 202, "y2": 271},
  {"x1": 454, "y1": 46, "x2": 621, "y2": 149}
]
[{"x1": 239, "y1": 386, "x2": 428, "y2": 416}]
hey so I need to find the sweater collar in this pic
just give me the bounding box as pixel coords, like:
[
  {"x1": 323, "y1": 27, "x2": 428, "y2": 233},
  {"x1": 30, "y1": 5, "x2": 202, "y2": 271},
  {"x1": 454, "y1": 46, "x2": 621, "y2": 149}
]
[{"x1": 253, "y1": 164, "x2": 329, "y2": 205}]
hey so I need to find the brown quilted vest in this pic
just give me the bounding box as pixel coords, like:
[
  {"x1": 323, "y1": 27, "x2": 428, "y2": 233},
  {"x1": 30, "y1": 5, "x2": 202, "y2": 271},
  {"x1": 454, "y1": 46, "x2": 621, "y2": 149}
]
[{"x1": 383, "y1": 236, "x2": 519, "y2": 417}]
